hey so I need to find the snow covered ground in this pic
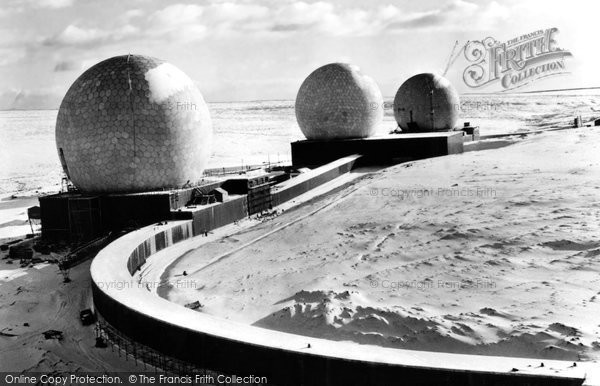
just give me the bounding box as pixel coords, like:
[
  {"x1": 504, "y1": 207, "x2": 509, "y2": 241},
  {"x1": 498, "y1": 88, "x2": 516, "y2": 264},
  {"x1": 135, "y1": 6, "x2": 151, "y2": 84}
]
[
  {"x1": 0, "y1": 256, "x2": 143, "y2": 373},
  {"x1": 158, "y1": 126, "x2": 600, "y2": 364}
]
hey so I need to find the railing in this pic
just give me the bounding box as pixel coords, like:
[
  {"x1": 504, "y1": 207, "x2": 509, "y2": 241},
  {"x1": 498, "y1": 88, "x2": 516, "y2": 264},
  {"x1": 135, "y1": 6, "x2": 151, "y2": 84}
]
[{"x1": 203, "y1": 160, "x2": 291, "y2": 177}]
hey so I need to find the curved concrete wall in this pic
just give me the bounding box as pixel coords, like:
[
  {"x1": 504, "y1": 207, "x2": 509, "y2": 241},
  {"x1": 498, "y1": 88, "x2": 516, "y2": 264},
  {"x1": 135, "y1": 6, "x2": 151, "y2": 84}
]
[{"x1": 91, "y1": 222, "x2": 585, "y2": 386}]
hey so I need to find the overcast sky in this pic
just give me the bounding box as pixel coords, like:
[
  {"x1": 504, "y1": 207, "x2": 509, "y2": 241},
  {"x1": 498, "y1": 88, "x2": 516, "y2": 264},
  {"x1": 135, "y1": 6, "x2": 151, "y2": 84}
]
[{"x1": 0, "y1": 0, "x2": 598, "y2": 109}]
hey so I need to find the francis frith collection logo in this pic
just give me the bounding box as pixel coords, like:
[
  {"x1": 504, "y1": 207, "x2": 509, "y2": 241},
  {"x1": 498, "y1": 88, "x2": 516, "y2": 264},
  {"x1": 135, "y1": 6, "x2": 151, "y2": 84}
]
[{"x1": 463, "y1": 28, "x2": 572, "y2": 91}]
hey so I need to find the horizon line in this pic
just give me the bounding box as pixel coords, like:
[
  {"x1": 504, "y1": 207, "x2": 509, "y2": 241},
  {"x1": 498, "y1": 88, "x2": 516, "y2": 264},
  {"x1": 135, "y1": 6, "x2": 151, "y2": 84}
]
[{"x1": 4, "y1": 88, "x2": 600, "y2": 111}]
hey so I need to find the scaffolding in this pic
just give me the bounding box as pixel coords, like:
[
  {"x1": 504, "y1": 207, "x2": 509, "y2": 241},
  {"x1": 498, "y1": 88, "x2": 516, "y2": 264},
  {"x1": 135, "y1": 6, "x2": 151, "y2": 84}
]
[{"x1": 96, "y1": 318, "x2": 270, "y2": 385}]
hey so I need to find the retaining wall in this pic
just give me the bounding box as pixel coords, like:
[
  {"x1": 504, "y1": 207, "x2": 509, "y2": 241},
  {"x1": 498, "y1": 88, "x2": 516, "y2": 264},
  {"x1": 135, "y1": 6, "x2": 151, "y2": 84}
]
[
  {"x1": 126, "y1": 221, "x2": 193, "y2": 275},
  {"x1": 171, "y1": 195, "x2": 248, "y2": 236},
  {"x1": 91, "y1": 221, "x2": 586, "y2": 386},
  {"x1": 271, "y1": 155, "x2": 360, "y2": 207}
]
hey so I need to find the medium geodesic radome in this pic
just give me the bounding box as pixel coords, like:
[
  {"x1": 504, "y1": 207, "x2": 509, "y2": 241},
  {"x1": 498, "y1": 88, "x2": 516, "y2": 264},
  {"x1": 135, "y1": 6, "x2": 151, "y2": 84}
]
[
  {"x1": 56, "y1": 54, "x2": 212, "y2": 193},
  {"x1": 393, "y1": 73, "x2": 459, "y2": 132},
  {"x1": 295, "y1": 63, "x2": 383, "y2": 140}
]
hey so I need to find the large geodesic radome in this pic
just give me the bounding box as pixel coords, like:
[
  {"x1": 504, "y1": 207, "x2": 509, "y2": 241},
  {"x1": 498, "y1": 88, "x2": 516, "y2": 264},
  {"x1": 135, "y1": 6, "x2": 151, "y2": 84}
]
[
  {"x1": 56, "y1": 54, "x2": 212, "y2": 193},
  {"x1": 393, "y1": 73, "x2": 459, "y2": 132},
  {"x1": 295, "y1": 63, "x2": 383, "y2": 140}
]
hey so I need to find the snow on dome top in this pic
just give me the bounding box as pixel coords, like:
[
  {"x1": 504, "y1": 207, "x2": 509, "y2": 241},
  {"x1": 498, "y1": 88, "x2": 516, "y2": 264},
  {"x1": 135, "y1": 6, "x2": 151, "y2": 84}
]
[{"x1": 144, "y1": 62, "x2": 196, "y2": 103}]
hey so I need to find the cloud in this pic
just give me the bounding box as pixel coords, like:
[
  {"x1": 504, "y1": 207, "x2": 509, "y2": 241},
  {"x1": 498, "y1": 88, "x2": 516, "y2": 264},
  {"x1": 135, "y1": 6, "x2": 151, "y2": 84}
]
[
  {"x1": 53, "y1": 60, "x2": 79, "y2": 72},
  {"x1": 46, "y1": 25, "x2": 103, "y2": 46},
  {"x1": 147, "y1": 4, "x2": 207, "y2": 42},
  {"x1": 274, "y1": 1, "x2": 336, "y2": 28},
  {"x1": 388, "y1": 14, "x2": 443, "y2": 30},
  {"x1": 386, "y1": 0, "x2": 504, "y2": 32},
  {"x1": 150, "y1": 3, "x2": 204, "y2": 27},
  {"x1": 204, "y1": 2, "x2": 269, "y2": 22},
  {"x1": 142, "y1": 1, "x2": 378, "y2": 39},
  {"x1": 37, "y1": 0, "x2": 73, "y2": 9},
  {"x1": 34, "y1": 0, "x2": 512, "y2": 51},
  {"x1": 3, "y1": 0, "x2": 73, "y2": 11},
  {"x1": 145, "y1": 0, "x2": 509, "y2": 39},
  {"x1": 0, "y1": 46, "x2": 26, "y2": 66},
  {"x1": 120, "y1": 9, "x2": 144, "y2": 23},
  {"x1": 43, "y1": 24, "x2": 140, "y2": 47}
]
